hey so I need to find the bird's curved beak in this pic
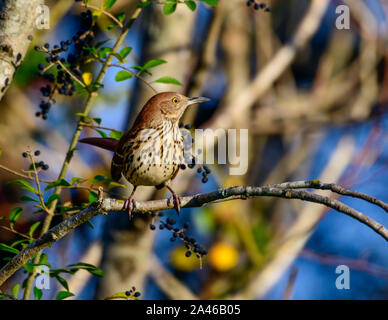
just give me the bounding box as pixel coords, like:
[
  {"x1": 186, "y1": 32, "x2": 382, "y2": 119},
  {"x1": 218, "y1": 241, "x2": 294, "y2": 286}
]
[{"x1": 187, "y1": 96, "x2": 210, "y2": 106}]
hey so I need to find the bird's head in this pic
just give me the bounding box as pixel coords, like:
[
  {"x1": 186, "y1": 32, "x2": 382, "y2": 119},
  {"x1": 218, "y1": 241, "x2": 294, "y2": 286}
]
[{"x1": 144, "y1": 92, "x2": 210, "y2": 124}]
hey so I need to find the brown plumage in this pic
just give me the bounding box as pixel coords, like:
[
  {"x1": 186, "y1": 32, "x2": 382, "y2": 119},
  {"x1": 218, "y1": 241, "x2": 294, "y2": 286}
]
[{"x1": 79, "y1": 92, "x2": 209, "y2": 216}]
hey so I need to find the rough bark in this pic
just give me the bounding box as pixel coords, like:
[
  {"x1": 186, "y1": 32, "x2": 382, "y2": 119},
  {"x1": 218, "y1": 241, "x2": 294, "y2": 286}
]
[{"x1": 0, "y1": 0, "x2": 44, "y2": 101}]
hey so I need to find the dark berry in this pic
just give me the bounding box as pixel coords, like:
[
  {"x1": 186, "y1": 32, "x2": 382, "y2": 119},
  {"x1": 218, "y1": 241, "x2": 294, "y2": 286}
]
[
  {"x1": 185, "y1": 251, "x2": 192, "y2": 257},
  {"x1": 184, "y1": 124, "x2": 192, "y2": 129},
  {"x1": 34, "y1": 150, "x2": 40, "y2": 156},
  {"x1": 180, "y1": 164, "x2": 186, "y2": 170},
  {"x1": 22, "y1": 152, "x2": 28, "y2": 158},
  {"x1": 134, "y1": 292, "x2": 141, "y2": 298},
  {"x1": 150, "y1": 224, "x2": 156, "y2": 230},
  {"x1": 125, "y1": 291, "x2": 131, "y2": 296},
  {"x1": 42, "y1": 164, "x2": 49, "y2": 170}
]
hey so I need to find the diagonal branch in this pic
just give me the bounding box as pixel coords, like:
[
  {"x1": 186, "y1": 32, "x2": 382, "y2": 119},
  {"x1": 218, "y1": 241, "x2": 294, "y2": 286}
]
[{"x1": 1, "y1": 182, "x2": 388, "y2": 287}]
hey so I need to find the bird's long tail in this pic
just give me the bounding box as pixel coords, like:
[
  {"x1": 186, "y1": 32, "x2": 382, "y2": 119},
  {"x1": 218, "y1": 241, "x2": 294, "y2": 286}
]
[{"x1": 79, "y1": 137, "x2": 118, "y2": 152}]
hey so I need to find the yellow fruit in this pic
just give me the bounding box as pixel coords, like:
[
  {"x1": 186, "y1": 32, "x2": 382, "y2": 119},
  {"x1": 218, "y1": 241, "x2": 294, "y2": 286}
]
[
  {"x1": 170, "y1": 246, "x2": 200, "y2": 272},
  {"x1": 82, "y1": 72, "x2": 93, "y2": 86},
  {"x1": 208, "y1": 242, "x2": 239, "y2": 272}
]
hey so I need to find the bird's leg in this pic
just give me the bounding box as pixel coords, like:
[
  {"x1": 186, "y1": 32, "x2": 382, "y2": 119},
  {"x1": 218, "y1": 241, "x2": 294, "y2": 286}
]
[
  {"x1": 123, "y1": 186, "x2": 137, "y2": 220},
  {"x1": 166, "y1": 185, "x2": 182, "y2": 216}
]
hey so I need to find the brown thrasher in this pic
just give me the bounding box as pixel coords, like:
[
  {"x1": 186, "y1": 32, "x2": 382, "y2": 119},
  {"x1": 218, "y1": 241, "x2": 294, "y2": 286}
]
[{"x1": 79, "y1": 92, "x2": 209, "y2": 217}]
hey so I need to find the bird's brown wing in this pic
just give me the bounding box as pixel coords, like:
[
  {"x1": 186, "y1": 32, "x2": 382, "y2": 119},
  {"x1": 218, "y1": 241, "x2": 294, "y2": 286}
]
[{"x1": 110, "y1": 129, "x2": 139, "y2": 181}]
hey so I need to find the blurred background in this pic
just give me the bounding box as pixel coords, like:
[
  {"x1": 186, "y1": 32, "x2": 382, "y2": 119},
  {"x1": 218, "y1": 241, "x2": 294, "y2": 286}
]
[{"x1": 1, "y1": 0, "x2": 388, "y2": 299}]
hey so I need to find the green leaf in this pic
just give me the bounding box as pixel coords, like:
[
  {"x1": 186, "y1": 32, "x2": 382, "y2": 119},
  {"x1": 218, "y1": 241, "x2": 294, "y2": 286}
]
[
  {"x1": 98, "y1": 47, "x2": 112, "y2": 59},
  {"x1": 110, "y1": 52, "x2": 125, "y2": 63},
  {"x1": 116, "y1": 12, "x2": 125, "y2": 23},
  {"x1": 95, "y1": 40, "x2": 110, "y2": 49},
  {"x1": 45, "y1": 194, "x2": 60, "y2": 207},
  {"x1": 163, "y1": 3, "x2": 177, "y2": 15},
  {"x1": 92, "y1": 175, "x2": 107, "y2": 185},
  {"x1": 184, "y1": 0, "x2": 196, "y2": 11},
  {"x1": 9, "y1": 207, "x2": 23, "y2": 229},
  {"x1": 71, "y1": 177, "x2": 87, "y2": 185},
  {"x1": 119, "y1": 47, "x2": 132, "y2": 59},
  {"x1": 88, "y1": 191, "x2": 98, "y2": 203},
  {"x1": 8, "y1": 180, "x2": 38, "y2": 194},
  {"x1": 68, "y1": 262, "x2": 104, "y2": 277},
  {"x1": 202, "y1": 0, "x2": 218, "y2": 6},
  {"x1": 104, "y1": 291, "x2": 132, "y2": 300},
  {"x1": 39, "y1": 253, "x2": 49, "y2": 265},
  {"x1": 33, "y1": 287, "x2": 42, "y2": 300},
  {"x1": 115, "y1": 70, "x2": 133, "y2": 82},
  {"x1": 44, "y1": 179, "x2": 71, "y2": 192},
  {"x1": 0, "y1": 243, "x2": 19, "y2": 254},
  {"x1": 56, "y1": 291, "x2": 74, "y2": 300},
  {"x1": 103, "y1": 0, "x2": 116, "y2": 10},
  {"x1": 20, "y1": 195, "x2": 39, "y2": 203},
  {"x1": 92, "y1": 117, "x2": 102, "y2": 125},
  {"x1": 85, "y1": 221, "x2": 95, "y2": 229},
  {"x1": 29, "y1": 221, "x2": 41, "y2": 238},
  {"x1": 55, "y1": 275, "x2": 69, "y2": 291},
  {"x1": 108, "y1": 181, "x2": 126, "y2": 190},
  {"x1": 23, "y1": 262, "x2": 34, "y2": 273},
  {"x1": 12, "y1": 284, "x2": 19, "y2": 299},
  {"x1": 96, "y1": 129, "x2": 108, "y2": 138},
  {"x1": 10, "y1": 239, "x2": 29, "y2": 248},
  {"x1": 139, "y1": 1, "x2": 152, "y2": 8},
  {"x1": 109, "y1": 130, "x2": 123, "y2": 140},
  {"x1": 153, "y1": 76, "x2": 183, "y2": 86},
  {"x1": 143, "y1": 59, "x2": 167, "y2": 70}
]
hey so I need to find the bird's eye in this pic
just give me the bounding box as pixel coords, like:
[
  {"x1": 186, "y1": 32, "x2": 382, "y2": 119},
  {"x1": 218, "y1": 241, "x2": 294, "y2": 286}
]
[{"x1": 172, "y1": 97, "x2": 179, "y2": 104}]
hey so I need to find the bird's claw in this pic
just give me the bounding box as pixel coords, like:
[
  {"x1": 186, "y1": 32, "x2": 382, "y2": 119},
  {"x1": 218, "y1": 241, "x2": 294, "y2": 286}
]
[
  {"x1": 123, "y1": 197, "x2": 137, "y2": 220},
  {"x1": 168, "y1": 193, "x2": 182, "y2": 216}
]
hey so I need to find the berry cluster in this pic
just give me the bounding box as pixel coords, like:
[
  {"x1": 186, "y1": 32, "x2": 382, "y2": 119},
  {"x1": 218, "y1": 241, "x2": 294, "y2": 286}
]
[
  {"x1": 149, "y1": 212, "x2": 208, "y2": 259},
  {"x1": 22, "y1": 150, "x2": 49, "y2": 171},
  {"x1": 179, "y1": 122, "x2": 212, "y2": 183},
  {"x1": 246, "y1": 0, "x2": 271, "y2": 11},
  {"x1": 34, "y1": 8, "x2": 95, "y2": 119},
  {"x1": 22, "y1": 150, "x2": 49, "y2": 170},
  {"x1": 197, "y1": 165, "x2": 211, "y2": 183},
  {"x1": 125, "y1": 287, "x2": 141, "y2": 299}
]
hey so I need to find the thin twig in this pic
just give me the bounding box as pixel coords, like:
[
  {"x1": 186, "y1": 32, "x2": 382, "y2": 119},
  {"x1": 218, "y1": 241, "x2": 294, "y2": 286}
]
[
  {"x1": 27, "y1": 149, "x2": 51, "y2": 215},
  {"x1": 0, "y1": 225, "x2": 33, "y2": 240},
  {"x1": 81, "y1": 3, "x2": 123, "y2": 28}
]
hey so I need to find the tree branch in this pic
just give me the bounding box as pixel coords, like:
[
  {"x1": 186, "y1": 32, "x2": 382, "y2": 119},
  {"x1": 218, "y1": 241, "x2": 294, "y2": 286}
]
[{"x1": 1, "y1": 182, "x2": 388, "y2": 287}]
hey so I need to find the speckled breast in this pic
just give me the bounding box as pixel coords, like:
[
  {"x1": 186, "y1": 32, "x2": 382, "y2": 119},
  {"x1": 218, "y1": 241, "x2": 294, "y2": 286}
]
[{"x1": 122, "y1": 121, "x2": 184, "y2": 186}]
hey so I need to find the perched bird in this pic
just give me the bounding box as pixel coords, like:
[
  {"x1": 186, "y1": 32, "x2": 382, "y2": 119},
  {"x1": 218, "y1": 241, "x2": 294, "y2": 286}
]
[{"x1": 79, "y1": 92, "x2": 209, "y2": 217}]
